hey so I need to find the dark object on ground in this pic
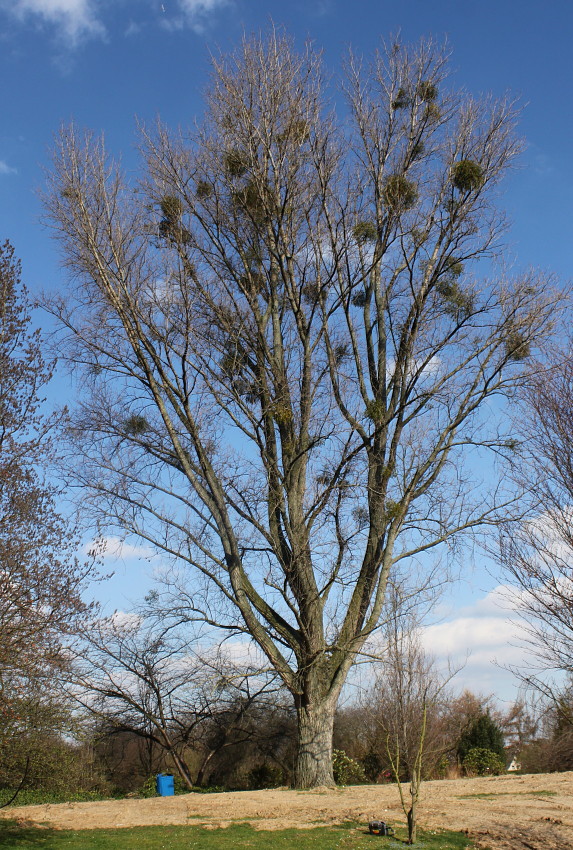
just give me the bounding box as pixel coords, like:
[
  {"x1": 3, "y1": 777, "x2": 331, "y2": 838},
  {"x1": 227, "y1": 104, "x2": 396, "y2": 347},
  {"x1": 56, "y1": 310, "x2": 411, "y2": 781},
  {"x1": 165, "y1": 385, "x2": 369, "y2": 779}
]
[{"x1": 368, "y1": 820, "x2": 395, "y2": 836}]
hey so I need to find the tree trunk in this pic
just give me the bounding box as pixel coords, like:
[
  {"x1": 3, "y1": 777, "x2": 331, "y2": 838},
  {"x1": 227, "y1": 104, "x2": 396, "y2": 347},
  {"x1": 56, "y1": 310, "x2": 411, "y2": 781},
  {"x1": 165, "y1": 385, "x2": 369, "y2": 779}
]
[
  {"x1": 407, "y1": 803, "x2": 417, "y2": 845},
  {"x1": 294, "y1": 699, "x2": 336, "y2": 788},
  {"x1": 171, "y1": 750, "x2": 194, "y2": 790}
]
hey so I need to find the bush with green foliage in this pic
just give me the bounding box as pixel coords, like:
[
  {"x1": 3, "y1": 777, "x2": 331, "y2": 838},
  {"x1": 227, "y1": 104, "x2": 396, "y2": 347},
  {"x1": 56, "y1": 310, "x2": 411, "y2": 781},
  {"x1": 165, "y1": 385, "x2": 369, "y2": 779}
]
[
  {"x1": 332, "y1": 749, "x2": 366, "y2": 785},
  {"x1": 462, "y1": 747, "x2": 506, "y2": 776},
  {"x1": 361, "y1": 750, "x2": 384, "y2": 782},
  {"x1": 457, "y1": 712, "x2": 505, "y2": 761},
  {"x1": 0, "y1": 788, "x2": 107, "y2": 807}
]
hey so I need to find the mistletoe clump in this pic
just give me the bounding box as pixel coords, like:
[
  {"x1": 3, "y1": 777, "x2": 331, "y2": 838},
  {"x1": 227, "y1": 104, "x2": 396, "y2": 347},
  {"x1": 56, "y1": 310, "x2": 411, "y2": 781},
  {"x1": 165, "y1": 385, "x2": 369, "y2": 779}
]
[
  {"x1": 391, "y1": 87, "x2": 411, "y2": 109},
  {"x1": 223, "y1": 149, "x2": 250, "y2": 178},
  {"x1": 232, "y1": 181, "x2": 267, "y2": 222},
  {"x1": 158, "y1": 195, "x2": 191, "y2": 245},
  {"x1": 451, "y1": 159, "x2": 484, "y2": 192},
  {"x1": 123, "y1": 414, "x2": 150, "y2": 436},
  {"x1": 417, "y1": 80, "x2": 438, "y2": 102},
  {"x1": 196, "y1": 180, "x2": 213, "y2": 199},
  {"x1": 352, "y1": 220, "x2": 377, "y2": 244},
  {"x1": 505, "y1": 328, "x2": 530, "y2": 361},
  {"x1": 365, "y1": 399, "x2": 385, "y2": 423},
  {"x1": 383, "y1": 174, "x2": 418, "y2": 211}
]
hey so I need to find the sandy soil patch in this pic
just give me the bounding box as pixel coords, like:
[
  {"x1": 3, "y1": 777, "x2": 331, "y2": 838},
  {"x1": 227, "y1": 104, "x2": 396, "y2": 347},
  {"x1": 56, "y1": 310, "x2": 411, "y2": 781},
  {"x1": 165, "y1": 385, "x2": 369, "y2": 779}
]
[{"x1": 2, "y1": 772, "x2": 573, "y2": 847}]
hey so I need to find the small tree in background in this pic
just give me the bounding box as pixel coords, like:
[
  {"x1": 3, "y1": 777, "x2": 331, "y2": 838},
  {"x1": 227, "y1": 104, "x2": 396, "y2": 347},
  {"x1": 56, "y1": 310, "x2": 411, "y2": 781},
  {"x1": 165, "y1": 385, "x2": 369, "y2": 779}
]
[
  {"x1": 457, "y1": 711, "x2": 505, "y2": 764},
  {"x1": 498, "y1": 349, "x2": 573, "y2": 701},
  {"x1": 68, "y1": 612, "x2": 284, "y2": 789},
  {"x1": 364, "y1": 585, "x2": 458, "y2": 844}
]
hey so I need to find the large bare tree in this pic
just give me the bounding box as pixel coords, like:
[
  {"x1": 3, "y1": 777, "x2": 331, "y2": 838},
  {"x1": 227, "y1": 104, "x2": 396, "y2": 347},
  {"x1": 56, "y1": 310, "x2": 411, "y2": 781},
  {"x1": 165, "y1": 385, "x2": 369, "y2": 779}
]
[{"x1": 43, "y1": 33, "x2": 560, "y2": 787}]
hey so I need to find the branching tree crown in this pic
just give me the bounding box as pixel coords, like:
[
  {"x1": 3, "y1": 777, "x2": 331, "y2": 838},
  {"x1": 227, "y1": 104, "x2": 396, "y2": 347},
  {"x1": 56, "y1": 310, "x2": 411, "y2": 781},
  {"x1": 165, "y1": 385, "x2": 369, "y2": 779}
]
[
  {"x1": 0, "y1": 240, "x2": 92, "y2": 681},
  {"x1": 43, "y1": 33, "x2": 561, "y2": 787},
  {"x1": 499, "y1": 348, "x2": 573, "y2": 700},
  {"x1": 0, "y1": 241, "x2": 96, "y2": 797}
]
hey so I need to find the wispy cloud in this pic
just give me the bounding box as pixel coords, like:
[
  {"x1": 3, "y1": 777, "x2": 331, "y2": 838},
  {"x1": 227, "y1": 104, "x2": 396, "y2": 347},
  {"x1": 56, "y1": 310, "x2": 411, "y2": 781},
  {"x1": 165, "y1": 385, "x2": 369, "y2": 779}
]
[
  {"x1": 84, "y1": 535, "x2": 156, "y2": 561},
  {"x1": 4, "y1": 0, "x2": 105, "y2": 44},
  {"x1": 1, "y1": 0, "x2": 230, "y2": 44},
  {"x1": 161, "y1": 0, "x2": 229, "y2": 34},
  {"x1": 0, "y1": 160, "x2": 17, "y2": 175}
]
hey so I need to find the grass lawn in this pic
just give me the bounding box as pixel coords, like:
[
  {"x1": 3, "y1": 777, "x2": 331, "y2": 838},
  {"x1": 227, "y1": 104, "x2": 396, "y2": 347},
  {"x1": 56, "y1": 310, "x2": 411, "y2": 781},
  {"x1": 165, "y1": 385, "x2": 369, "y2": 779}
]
[
  {"x1": 0, "y1": 820, "x2": 475, "y2": 849},
  {"x1": 457, "y1": 789, "x2": 557, "y2": 799}
]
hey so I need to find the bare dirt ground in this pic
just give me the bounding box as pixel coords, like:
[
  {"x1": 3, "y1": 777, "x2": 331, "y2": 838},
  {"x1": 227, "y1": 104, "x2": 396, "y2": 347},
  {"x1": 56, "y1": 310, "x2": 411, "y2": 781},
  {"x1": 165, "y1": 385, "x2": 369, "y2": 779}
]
[{"x1": 3, "y1": 772, "x2": 573, "y2": 848}]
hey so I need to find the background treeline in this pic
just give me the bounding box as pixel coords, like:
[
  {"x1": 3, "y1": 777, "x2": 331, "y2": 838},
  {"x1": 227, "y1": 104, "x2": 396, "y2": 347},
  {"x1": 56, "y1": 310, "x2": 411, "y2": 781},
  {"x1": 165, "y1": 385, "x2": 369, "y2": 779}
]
[{"x1": 2, "y1": 678, "x2": 573, "y2": 803}]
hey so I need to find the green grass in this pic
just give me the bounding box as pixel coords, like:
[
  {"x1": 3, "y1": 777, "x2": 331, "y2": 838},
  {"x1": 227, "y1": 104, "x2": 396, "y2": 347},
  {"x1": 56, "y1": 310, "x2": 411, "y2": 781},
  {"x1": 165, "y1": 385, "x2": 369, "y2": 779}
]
[
  {"x1": 457, "y1": 789, "x2": 557, "y2": 799},
  {"x1": 0, "y1": 821, "x2": 476, "y2": 849}
]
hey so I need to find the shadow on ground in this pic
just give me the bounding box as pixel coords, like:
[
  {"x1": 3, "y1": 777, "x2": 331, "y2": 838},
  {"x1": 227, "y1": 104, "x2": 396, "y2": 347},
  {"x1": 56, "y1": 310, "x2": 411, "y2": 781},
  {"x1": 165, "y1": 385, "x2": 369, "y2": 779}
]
[{"x1": 0, "y1": 819, "x2": 56, "y2": 847}]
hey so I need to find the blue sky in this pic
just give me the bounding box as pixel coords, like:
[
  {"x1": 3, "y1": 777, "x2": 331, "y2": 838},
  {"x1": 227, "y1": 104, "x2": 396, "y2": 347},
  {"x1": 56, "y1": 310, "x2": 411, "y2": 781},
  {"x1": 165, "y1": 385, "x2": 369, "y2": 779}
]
[{"x1": 2, "y1": 0, "x2": 572, "y2": 703}]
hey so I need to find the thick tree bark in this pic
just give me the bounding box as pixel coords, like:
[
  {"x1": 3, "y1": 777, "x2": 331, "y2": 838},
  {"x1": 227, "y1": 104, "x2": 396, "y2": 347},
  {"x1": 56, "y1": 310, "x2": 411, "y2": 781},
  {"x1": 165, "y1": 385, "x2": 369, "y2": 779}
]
[{"x1": 294, "y1": 697, "x2": 336, "y2": 788}]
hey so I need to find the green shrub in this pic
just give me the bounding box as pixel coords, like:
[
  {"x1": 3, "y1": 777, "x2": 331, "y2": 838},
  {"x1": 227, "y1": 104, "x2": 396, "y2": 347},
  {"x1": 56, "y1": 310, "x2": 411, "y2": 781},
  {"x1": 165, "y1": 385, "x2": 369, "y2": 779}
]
[
  {"x1": 332, "y1": 749, "x2": 366, "y2": 785},
  {"x1": 463, "y1": 747, "x2": 505, "y2": 776},
  {"x1": 361, "y1": 750, "x2": 384, "y2": 782},
  {"x1": 0, "y1": 788, "x2": 107, "y2": 807},
  {"x1": 138, "y1": 774, "x2": 191, "y2": 798},
  {"x1": 457, "y1": 711, "x2": 505, "y2": 761}
]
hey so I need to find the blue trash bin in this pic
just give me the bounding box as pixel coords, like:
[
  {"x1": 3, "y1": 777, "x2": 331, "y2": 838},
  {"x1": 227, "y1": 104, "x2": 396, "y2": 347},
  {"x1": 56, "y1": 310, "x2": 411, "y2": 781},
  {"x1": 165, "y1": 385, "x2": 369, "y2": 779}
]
[{"x1": 156, "y1": 773, "x2": 175, "y2": 796}]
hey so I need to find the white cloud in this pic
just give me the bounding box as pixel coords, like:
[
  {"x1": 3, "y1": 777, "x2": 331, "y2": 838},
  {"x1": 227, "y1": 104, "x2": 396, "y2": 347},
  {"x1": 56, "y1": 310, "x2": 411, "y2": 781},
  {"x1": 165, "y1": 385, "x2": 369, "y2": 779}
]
[
  {"x1": 419, "y1": 585, "x2": 534, "y2": 703},
  {"x1": 84, "y1": 535, "x2": 156, "y2": 561},
  {"x1": 178, "y1": 0, "x2": 227, "y2": 13},
  {"x1": 0, "y1": 160, "x2": 17, "y2": 175},
  {"x1": 108, "y1": 609, "x2": 143, "y2": 630},
  {"x1": 5, "y1": 0, "x2": 105, "y2": 43},
  {"x1": 162, "y1": 0, "x2": 229, "y2": 33},
  {"x1": 2, "y1": 0, "x2": 230, "y2": 44}
]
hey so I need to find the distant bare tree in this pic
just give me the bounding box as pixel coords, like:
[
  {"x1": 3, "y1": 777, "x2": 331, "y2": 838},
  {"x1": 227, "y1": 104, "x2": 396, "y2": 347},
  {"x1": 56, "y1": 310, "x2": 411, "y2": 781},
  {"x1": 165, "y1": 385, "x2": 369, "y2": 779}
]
[
  {"x1": 500, "y1": 349, "x2": 573, "y2": 694},
  {"x1": 44, "y1": 32, "x2": 561, "y2": 786},
  {"x1": 69, "y1": 613, "x2": 282, "y2": 788}
]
